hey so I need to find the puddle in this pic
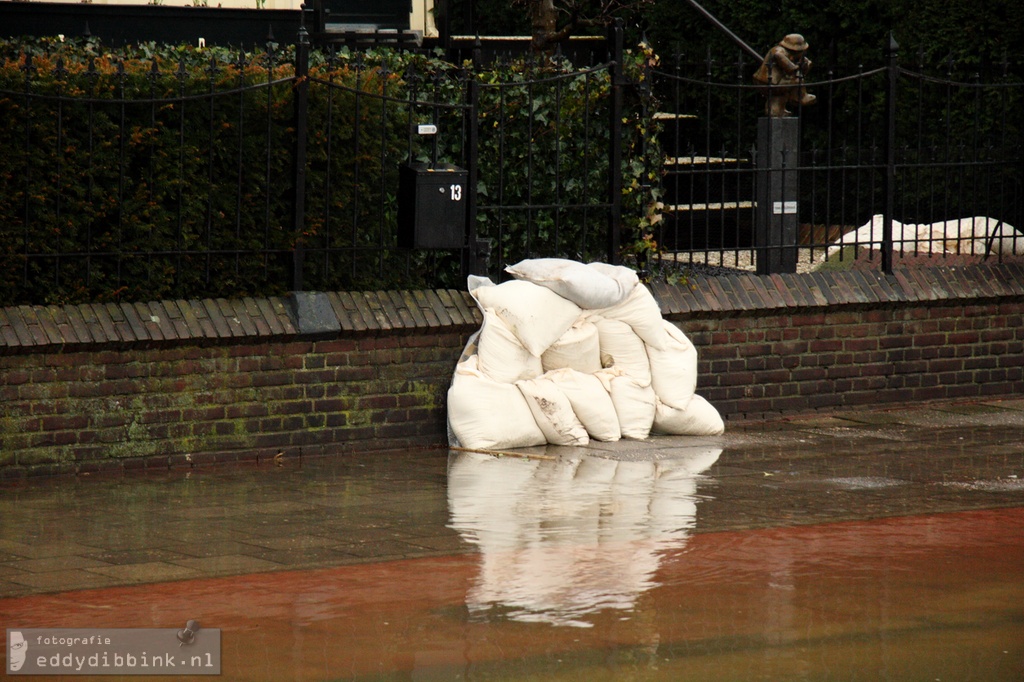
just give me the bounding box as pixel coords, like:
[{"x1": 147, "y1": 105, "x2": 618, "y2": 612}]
[
  {"x1": 446, "y1": 448, "x2": 721, "y2": 627},
  {"x1": 940, "y1": 478, "x2": 1024, "y2": 492},
  {"x1": 824, "y1": 476, "x2": 910, "y2": 490},
  {"x1": 2, "y1": 482, "x2": 1021, "y2": 680},
  {"x1": 801, "y1": 426, "x2": 912, "y2": 441},
  {"x1": 2, "y1": 404, "x2": 1022, "y2": 681}
]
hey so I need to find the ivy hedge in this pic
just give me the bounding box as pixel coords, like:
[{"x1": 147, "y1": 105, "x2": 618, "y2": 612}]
[{"x1": 0, "y1": 37, "x2": 663, "y2": 306}]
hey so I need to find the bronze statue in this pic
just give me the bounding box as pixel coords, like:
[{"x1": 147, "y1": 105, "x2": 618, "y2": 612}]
[{"x1": 754, "y1": 34, "x2": 816, "y2": 117}]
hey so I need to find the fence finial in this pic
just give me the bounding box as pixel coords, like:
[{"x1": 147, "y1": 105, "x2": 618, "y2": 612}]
[{"x1": 298, "y1": 2, "x2": 309, "y2": 43}]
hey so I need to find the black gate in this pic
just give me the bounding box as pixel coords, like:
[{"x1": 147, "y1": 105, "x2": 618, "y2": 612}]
[
  {"x1": 645, "y1": 37, "x2": 1023, "y2": 275},
  {"x1": 3, "y1": 23, "x2": 1020, "y2": 306},
  {"x1": 0, "y1": 21, "x2": 633, "y2": 305}
]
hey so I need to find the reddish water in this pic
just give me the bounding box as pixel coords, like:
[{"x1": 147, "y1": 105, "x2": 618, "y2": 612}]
[{"x1": 3, "y1": 507, "x2": 1022, "y2": 681}]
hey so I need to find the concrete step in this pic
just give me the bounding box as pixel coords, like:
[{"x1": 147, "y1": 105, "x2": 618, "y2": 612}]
[
  {"x1": 663, "y1": 200, "x2": 756, "y2": 213},
  {"x1": 664, "y1": 155, "x2": 748, "y2": 168},
  {"x1": 654, "y1": 112, "x2": 699, "y2": 155}
]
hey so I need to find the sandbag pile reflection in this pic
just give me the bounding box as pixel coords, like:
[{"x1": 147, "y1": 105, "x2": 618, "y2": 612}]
[{"x1": 447, "y1": 448, "x2": 721, "y2": 627}]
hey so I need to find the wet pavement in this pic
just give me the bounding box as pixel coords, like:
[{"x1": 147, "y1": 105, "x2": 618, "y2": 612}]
[
  {"x1": 1, "y1": 398, "x2": 1022, "y2": 679},
  {"x1": 3, "y1": 397, "x2": 1022, "y2": 598}
]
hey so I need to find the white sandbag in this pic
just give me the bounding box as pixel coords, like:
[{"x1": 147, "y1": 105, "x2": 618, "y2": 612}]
[
  {"x1": 586, "y1": 262, "x2": 639, "y2": 298},
  {"x1": 477, "y1": 308, "x2": 543, "y2": 384},
  {"x1": 828, "y1": 214, "x2": 909, "y2": 255},
  {"x1": 830, "y1": 214, "x2": 955, "y2": 255},
  {"x1": 448, "y1": 355, "x2": 547, "y2": 450},
  {"x1": 457, "y1": 329, "x2": 480, "y2": 364},
  {"x1": 953, "y1": 216, "x2": 1024, "y2": 256},
  {"x1": 505, "y1": 257, "x2": 631, "y2": 309},
  {"x1": 899, "y1": 219, "x2": 965, "y2": 255},
  {"x1": 543, "y1": 368, "x2": 620, "y2": 442},
  {"x1": 594, "y1": 283, "x2": 667, "y2": 350},
  {"x1": 592, "y1": 315, "x2": 652, "y2": 387},
  {"x1": 516, "y1": 376, "x2": 590, "y2": 446},
  {"x1": 652, "y1": 394, "x2": 725, "y2": 436},
  {"x1": 826, "y1": 214, "x2": 1024, "y2": 257},
  {"x1": 982, "y1": 219, "x2": 1024, "y2": 256},
  {"x1": 597, "y1": 368, "x2": 656, "y2": 440},
  {"x1": 472, "y1": 279, "x2": 582, "y2": 356},
  {"x1": 466, "y1": 274, "x2": 495, "y2": 299},
  {"x1": 541, "y1": 318, "x2": 602, "y2": 374},
  {"x1": 646, "y1": 320, "x2": 698, "y2": 410}
]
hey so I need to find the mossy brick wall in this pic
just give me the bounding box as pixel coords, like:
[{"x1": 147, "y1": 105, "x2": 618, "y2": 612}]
[
  {"x1": 0, "y1": 292, "x2": 480, "y2": 478},
  {"x1": 1, "y1": 264, "x2": 1023, "y2": 477}
]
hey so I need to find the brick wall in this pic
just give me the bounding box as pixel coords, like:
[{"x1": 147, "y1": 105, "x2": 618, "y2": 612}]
[
  {"x1": 2, "y1": 264, "x2": 1022, "y2": 477},
  {"x1": 0, "y1": 292, "x2": 480, "y2": 477},
  {"x1": 649, "y1": 265, "x2": 1024, "y2": 421},
  {"x1": 679, "y1": 304, "x2": 1024, "y2": 420}
]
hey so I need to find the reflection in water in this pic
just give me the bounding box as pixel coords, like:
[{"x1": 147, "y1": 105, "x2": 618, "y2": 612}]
[{"x1": 447, "y1": 448, "x2": 721, "y2": 627}]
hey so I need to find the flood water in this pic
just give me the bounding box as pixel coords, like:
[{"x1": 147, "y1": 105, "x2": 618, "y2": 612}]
[{"x1": 2, "y1": 402, "x2": 1024, "y2": 680}]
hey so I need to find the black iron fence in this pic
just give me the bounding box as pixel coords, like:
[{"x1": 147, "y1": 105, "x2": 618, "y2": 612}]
[
  {"x1": 647, "y1": 39, "x2": 1023, "y2": 275},
  {"x1": 0, "y1": 27, "x2": 1021, "y2": 306},
  {"x1": 0, "y1": 24, "x2": 642, "y2": 306}
]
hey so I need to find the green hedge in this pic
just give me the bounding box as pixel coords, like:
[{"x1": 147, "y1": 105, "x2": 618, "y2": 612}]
[{"x1": 0, "y1": 37, "x2": 662, "y2": 305}]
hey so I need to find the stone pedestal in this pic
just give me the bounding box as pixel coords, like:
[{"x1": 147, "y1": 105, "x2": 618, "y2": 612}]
[{"x1": 755, "y1": 117, "x2": 800, "y2": 275}]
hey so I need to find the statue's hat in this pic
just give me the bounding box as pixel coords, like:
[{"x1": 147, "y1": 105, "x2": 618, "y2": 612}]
[{"x1": 781, "y1": 34, "x2": 809, "y2": 51}]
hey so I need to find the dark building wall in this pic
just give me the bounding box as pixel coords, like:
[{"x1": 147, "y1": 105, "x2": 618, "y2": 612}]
[{"x1": 0, "y1": 4, "x2": 304, "y2": 47}]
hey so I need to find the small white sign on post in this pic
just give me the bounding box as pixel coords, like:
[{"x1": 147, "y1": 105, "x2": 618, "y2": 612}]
[{"x1": 772, "y1": 201, "x2": 798, "y2": 215}]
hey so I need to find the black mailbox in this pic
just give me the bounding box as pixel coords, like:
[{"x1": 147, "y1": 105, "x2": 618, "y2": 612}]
[{"x1": 397, "y1": 162, "x2": 468, "y2": 249}]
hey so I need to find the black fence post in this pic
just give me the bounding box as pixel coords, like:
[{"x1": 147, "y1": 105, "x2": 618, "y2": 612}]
[
  {"x1": 291, "y1": 17, "x2": 311, "y2": 292},
  {"x1": 20, "y1": 54, "x2": 34, "y2": 289},
  {"x1": 755, "y1": 117, "x2": 800, "y2": 275},
  {"x1": 465, "y1": 60, "x2": 484, "y2": 276},
  {"x1": 882, "y1": 32, "x2": 899, "y2": 274},
  {"x1": 607, "y1": 19, "x2": 624, "y2": 265}
]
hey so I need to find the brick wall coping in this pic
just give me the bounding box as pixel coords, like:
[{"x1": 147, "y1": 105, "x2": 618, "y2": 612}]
[
  {"x1": 2, "y1": 263, "x2": 1022, "y2": 352},
  {"x1": 651, "y1": 263, "x2": 1024, "y2": 318}
]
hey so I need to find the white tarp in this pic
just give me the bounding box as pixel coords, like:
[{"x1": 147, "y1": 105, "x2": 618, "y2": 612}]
[{"x1": 829, "y1": 215, "x2": 1023, "y2": 257}]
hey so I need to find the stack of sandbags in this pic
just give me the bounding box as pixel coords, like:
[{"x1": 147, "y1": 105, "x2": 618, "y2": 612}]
[
  {"x1": 828, "y1": 215, "x2": 1023, "y2": 257},
  {"x1": 942, "y1": 217, "x2": 1023, "y2": 256},
  {"x1": 447, "y1": 258, "x2": 724, "y2": 451}
]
